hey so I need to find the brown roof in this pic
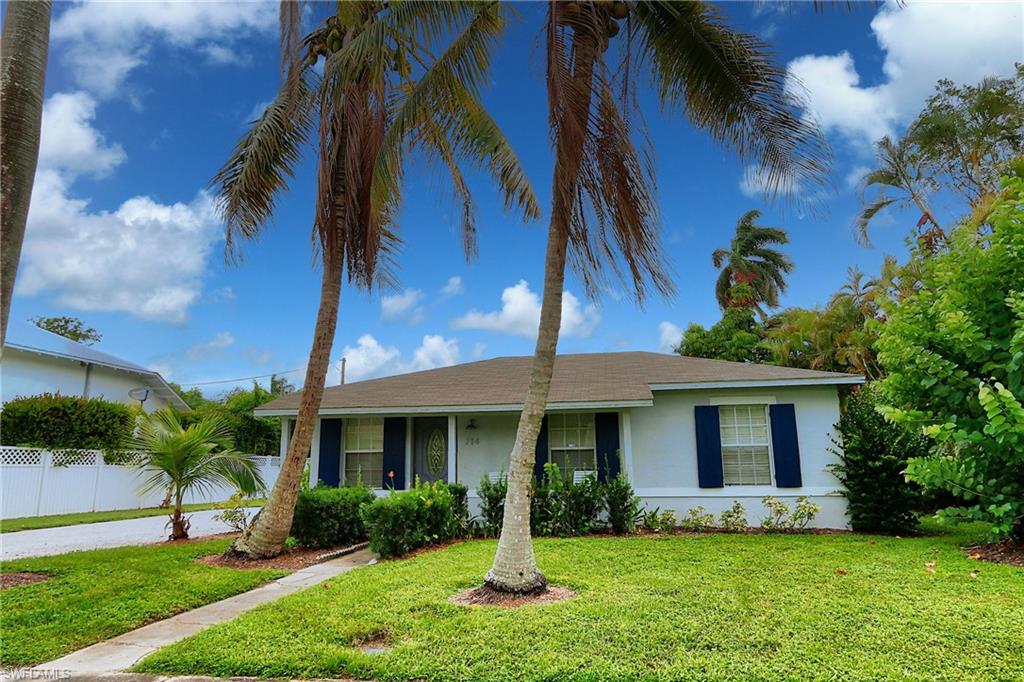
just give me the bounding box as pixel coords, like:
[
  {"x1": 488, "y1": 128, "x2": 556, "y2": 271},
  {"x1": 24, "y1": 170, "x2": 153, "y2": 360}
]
[{"x1": 255, "y1": 352, "x2": 861, "y2": 415}]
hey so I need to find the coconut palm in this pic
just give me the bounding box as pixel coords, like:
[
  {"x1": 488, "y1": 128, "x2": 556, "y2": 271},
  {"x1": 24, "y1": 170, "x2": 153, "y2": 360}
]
[
  {"x1": 220, "y1": 1, "x2": 538, "y2": 559},
  {"x1": 134, "y1": 410, "x2": 265, "y2": 541},
  {"x1": 856, "y1": 135, "x2": 943, "y2": 248},
  {"x1": 829, "y1": 266, "x2": 880, "y2": 317},
  {"x1": 483, "y1": 0, "x2": 828, "y2": 594},
  {"x1": 1, "y1": 0, "x2": 52, "y2": 348},
  {"x1": 712, "y1": 210, "x2": 793, "y2": 319}
]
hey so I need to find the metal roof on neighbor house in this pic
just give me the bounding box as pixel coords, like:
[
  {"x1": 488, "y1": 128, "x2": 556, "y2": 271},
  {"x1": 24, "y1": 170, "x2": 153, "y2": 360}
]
[
  {"x1": 3, "y1": 324, "x2": 189, "y2": 410},
  {"x1": 255, "y1": 351, "x2": 863, "y2": 416}
]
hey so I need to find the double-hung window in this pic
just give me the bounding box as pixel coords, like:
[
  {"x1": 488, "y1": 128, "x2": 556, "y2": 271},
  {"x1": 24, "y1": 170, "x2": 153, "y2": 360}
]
[
  {"x1": 344, "y1": 417, "x2": 384, "y2": 486},
  {"x1": 548, "y1": 413, "x2": 596, "y2": 479},
  {"x1": 718, "y1": 405, "x2": 772, "y2": 486}
]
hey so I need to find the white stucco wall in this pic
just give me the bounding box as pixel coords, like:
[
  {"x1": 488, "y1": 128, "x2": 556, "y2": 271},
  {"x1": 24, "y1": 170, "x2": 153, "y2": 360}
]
[
  {"x1": 454, "y1": 413, "x2": 520, "y2": 488},
  {"x1": 1, "y1": 350, "x2": 171, "y2": 412}
]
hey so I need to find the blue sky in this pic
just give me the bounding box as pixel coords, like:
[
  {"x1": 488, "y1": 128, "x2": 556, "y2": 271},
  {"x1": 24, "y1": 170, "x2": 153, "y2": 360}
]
[{"x1": 9, "y1": 1, "x2": 1023, "y2": 395}]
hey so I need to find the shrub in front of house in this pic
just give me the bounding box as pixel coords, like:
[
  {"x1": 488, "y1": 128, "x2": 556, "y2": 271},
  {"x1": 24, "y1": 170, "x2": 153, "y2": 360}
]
[
  {"x1": 829, "y1": 385, "x2": 927, "y2": 534},
  {"x1": 531, "y1": 463, "x2": 605, "y2": 537},
  {"x1": 760, "y1": 496, "x2": 821, "y2": 532},
  {"x1": 290, "y1": 485, "x2": 376, "y2": 549},
  {"x1": 641, "y1": 508, "x2": 678, "y2": 532},
  {"x1": 361, "y1": 480, "x2": 458, "y2": 558},
  {"x1": 719, "y1": 501, "x2": 748, "y2": 532},
  {"x1": 0, "y1": 393, "x2": 134, "y2": 453},
  {"x1": 477, "y1": 473, "x2": 507, "y2": 538},
  {"x1": 446, "y1": 481, "x2": 471, "y2": 536},
  {"x1": 679, "y1": 506, "x2": 715, "y2": 532},
  {"x1": 604, "y1": 471, "x2": 642, "y2": 534}
]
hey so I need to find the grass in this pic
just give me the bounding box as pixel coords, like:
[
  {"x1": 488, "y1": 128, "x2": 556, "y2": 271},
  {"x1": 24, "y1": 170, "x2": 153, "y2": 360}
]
[
  {"x1": 136, "y1": 524, "x2": 1023, "y2": 681},
  {"x1": 0, "y1": 538, "x2": 284, "y2": 667},
  {"x1": 0, "y1": 499, "x2": 264, "y2": 533}
]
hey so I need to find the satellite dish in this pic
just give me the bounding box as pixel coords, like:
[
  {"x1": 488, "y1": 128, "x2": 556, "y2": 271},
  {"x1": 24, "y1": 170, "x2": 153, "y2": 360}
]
[{"x1": 128, "y1": 387, "x2": 150, "y2": 405}]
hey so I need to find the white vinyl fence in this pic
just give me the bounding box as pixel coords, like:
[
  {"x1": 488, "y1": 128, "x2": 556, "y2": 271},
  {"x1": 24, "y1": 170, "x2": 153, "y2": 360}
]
[{"x1": 0, "y1": 447, "x2": 280, "y2": 519}]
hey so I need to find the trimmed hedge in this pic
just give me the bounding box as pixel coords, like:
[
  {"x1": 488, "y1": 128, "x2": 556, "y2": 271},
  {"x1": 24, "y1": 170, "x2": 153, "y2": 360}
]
[
  {"x1": 361, "y1": 481, "x2": 458, "y2": 558},
  {"x1": 290, "y1": 485, "x2": 376, "y2": 549},
  {"x1": 0, "y1": 393, "x2": 134, "y2": 451}
]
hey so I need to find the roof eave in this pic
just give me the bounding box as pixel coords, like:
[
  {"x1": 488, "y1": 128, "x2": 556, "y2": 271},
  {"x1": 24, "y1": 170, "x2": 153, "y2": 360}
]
[
  {"x1": 649, "y1": 376, "x2": 865, "y2": 391},
  {"x1": 254, "y1": 398, "x2": 654, "y2": 417}
]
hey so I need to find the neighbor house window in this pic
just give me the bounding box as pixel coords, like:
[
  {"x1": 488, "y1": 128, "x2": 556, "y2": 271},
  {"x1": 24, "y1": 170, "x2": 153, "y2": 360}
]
[
  {"x1": 548, "y1": 413, "x2": 596, "y2": 478},
  {"x1": 344, "y1": 417, "x2": 384, "y2": 486},
  {"x1": 718, "y1": 405, "x2": 772, "y2": 486}
]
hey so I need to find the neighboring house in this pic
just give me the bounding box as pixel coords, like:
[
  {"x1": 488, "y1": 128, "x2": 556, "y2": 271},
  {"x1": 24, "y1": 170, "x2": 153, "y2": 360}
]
[
  {"x1": 257, "y1": 351, "x2": 862, "y2": 528},
  {"x1": 1, "y1": 324, "x2": 188, "y2": 411}
]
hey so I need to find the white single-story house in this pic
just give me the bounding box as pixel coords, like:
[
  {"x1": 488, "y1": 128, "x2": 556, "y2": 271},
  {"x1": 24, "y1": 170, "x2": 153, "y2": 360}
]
[
  {"x1": 256, "y1": 352, "x2": 863, "y2": 528},
  {"x1": 1, "y1": 324, "x2": 188, "y2": 411}
]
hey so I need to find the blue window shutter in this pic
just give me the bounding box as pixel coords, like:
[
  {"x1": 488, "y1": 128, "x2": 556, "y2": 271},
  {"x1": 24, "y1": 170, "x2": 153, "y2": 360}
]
[
  {"x1": 382, "y1": 417, "x2": 406, "y2": 489},
  {"x1": 694, "y1": 406, "x2": 723, "y2": 488},
  {"x1": 533, "y1": 415, "x2": 549, "y2": 482},
  {"x1": 318, "y1": 418, "x2": 342, "y2": 487},
  {"x1": 595, "y1": 412, "x2": 620, "y2": 481},
  {"x1": 769, "y1": 403, "x2": 802, "y2": 487}
]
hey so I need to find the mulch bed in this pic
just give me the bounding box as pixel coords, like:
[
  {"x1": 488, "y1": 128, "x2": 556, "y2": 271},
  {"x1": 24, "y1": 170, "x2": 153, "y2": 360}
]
[
  {"x1": 964, "y1": 540, "x2": 1024, "y2": 568},
  {"x1": 197, "y1": 544, "x2": 363, "y2": 571},
  {"x1": 451, "y1": 585, "x2": 576, "y2": 608},
  {"x1": 0, "y1": 572, "x2": 49, "y2": 590}
]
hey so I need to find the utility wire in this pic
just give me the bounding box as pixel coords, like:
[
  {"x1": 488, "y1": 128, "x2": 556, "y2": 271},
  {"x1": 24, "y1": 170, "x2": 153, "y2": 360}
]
[{"x1": 176, "y1": 367, "x2": 305, "y2": 387}]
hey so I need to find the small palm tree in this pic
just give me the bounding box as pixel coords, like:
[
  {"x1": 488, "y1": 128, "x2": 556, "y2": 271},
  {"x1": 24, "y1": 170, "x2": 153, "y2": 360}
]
[
  {"x1": 134, "y1": 410, "x2": 265, "y2": 541},
  {"x1": 712, "y1": 210, "x2": 793, "y2": 319}
]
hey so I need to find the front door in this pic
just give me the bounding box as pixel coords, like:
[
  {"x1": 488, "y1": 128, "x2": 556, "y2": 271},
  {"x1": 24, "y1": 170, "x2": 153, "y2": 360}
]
[{"x1": 413, "y1": 417, "x2": 448, "y2": 484}]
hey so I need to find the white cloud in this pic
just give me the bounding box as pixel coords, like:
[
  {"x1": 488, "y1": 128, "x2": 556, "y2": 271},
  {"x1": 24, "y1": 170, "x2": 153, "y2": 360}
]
[
  {"x1": 337, "y1": 334, "x2": 461, "y2": 382},
  {"x1": 786, "y1": 1, "x2": 1022, "y2": 148},
  {"x1": 184, "y1": 331, "x2": 235, "y2": 361},
  {"x1": 18, "y1": 169, "x2": 220, "y2": 324},
  {"x1": 442, "y1": 276, "x2": 464, "y2": 296},
  {"x1": 242, "y1": 347, "x2": 274, "y2": 366},
  {"x1": 244, "y1": 99, "x2": 272, "y2": 124},
  {"x1": 658, "y1": 322, "x2": 683, "y2": 353},
  {"x1": 472, "y1": 342, "x2": 487, "y2": 359},
  {"x1": 208, "y1": 286, "x2": 235, "y2": 303},
  {"x1": 201, "y1": 44, "x2": 251, "y2": 67},
  {"x1": 381, "y1": 288, "x2": 425, "y2": 324},
  {"x1": 452, "y1": 280, "x2": 600, "y2": 339},
  {"x1": 51, "y1": 1, "x2": 276, "y2": 97},
  {"x1": 38, "y1": 92, "x2": 125, "y2": 178}
]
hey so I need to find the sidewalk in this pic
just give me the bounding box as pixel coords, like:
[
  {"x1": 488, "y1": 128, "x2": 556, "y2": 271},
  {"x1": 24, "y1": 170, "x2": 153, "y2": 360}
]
[{"x1": 30, "y1": 547, "x2": 375, "y2": 676}]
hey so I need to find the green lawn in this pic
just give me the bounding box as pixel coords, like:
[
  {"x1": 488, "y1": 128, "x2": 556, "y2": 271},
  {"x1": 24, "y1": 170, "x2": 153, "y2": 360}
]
[
  {"x1": 0, "y1": 538, "x2": 284, "y2": 667},
  {"x1": 0, "y1": 499, "x2": 264, "y2": 533},
  {"x1": 136, "y1": 525, "x2": 1023, "y2": 681}
]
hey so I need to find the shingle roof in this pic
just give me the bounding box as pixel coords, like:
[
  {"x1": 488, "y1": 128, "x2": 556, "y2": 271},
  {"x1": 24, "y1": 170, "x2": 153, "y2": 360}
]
[{"x1": 255, "y1": 352, "x2": 861, "y2": 415}]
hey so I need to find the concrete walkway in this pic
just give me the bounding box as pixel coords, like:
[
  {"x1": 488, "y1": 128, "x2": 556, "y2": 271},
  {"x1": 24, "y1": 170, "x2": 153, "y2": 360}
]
[
  {"x1": 1, "y1": 508, "x2": 260, "y2": 560},
  {"x1": 31, "y1": 547, "x2": 374, "y2": 676}
]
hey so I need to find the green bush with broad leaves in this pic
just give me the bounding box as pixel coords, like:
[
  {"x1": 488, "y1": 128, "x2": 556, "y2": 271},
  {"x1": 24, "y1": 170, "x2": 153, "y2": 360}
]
[
  {"x1": 361, "y1": 480, "x2": 458, "y2": 558},
  {"x1": 604, "y1": 470, "x2": 642, "y2": 534},
  {"x1": 476, "y1": 473, "x2": 507, "y2": 538},
  {"x1": 829, "y1": 385, "x2": 929, "y2": 533},
  {"x1": 876, "y1": 175, "x2": 1024, "y2": 542},
  {"x1": 530, "y1": 463, "x2": 604, "y2": 537},
  {"x1": 0, "y1": 393, "x2": 134, "y2": 453},
  {"x1": 290, "y1": 485, "x2": 375, "y2": 549}
]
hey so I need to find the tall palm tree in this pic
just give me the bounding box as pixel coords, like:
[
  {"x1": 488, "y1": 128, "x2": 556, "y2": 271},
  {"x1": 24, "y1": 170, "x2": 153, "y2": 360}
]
[
  {"x1": 1, "y1": 0, "x2": 52, "y2": 349},
  {"x1": 856, "y1": 135, "x2": 943, "y2": 249},
  {"x1": 483, "y1": 1, "x2": 828, "y2": 594},
  {"x1": 829, "y1": 266, "x2": 880, "y2": 317},
  {"x1": 134, "y1": 410, "x2": 265, "y2": 541},
  {"x1": 711, "y1": 210, "x2": 793, "y2": 319},
  {"x1": 220, "y1": 1, "x2": 537, "y2": 559}
]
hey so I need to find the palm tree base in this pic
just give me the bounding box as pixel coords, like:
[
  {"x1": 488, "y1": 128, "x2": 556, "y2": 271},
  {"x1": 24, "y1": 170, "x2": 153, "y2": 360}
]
[{"x1": 482, "y1": 568, "x2": 548, "y2": 595}]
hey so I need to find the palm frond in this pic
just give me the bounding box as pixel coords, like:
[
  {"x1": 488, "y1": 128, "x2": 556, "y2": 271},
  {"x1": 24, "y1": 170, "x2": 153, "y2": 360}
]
[{"x1": 854, "y1": 195, "x2": 896, "y2": 246}]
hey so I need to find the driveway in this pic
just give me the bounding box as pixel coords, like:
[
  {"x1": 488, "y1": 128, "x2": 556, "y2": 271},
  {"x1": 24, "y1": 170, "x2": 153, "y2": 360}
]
[{"x1": 0, "y1": 508, "x2": 259, "y2": 560}]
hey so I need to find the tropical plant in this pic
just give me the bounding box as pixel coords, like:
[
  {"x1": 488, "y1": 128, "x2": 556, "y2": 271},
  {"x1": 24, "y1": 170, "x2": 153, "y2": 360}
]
[
  {"x1": 220, "y1": 2, "x2": 537, "y2": 559},
  {"x1": 603, "y1": 470, "x2": 641, "y2": 535},
  {"x1": 0, "y1": 0, "x2": 51, "y2": 348},
  {"x1": 676, "y1": 307, "x2": 769, "y2": 363},
  {"x1": 485, "y1": 0, "x2": 828, "y2": 595},
  {"x1": 133, "y1": 410, "x2": 265, "y2": 540},
  {"x1": 678, "y1": 506, "x2": 715, "y2": 532},
  {"x1": 30, "y1": 315, "x2": 102, "y2": 345},
  {"x1": 718, "y1": 501, "x2": 748, "y2": 532},
  {"x1": 712, "y1": 210, "x2": 793, "y2": 318},
  {"x1": 876, "y1": 175, "x2": 1024, "y2": 542}
]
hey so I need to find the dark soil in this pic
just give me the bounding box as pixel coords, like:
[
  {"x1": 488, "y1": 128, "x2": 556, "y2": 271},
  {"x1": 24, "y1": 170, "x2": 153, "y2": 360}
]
[
  {"x1": 197, "y1": 543, "x2": 362, "y2": 571},
  {"x1": 0, "y1": 572, "x2": 49, "y2": 590},
  {"x1": 451, "y1": 584, "x2": 576, "y2": 608},
  {"x1": 964, "y1": 539, "x2": 1024, "y2": 567}
]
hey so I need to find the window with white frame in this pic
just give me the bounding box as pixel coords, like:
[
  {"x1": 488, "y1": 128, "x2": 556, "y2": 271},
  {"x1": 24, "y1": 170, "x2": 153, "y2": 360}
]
[
  {"x1": 548, "y1": 412, "x2": 596, "y2": 478},
  {"x1": 719, "y1": 405, "x2": 772, "y2": 486},
  {"x1": 344, "y1": 417, "x2": 384, "y2": 486}
]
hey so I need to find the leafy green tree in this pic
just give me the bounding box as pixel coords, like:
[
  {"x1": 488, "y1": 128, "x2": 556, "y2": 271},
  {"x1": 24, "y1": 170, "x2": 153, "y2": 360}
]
[
  {"x1": 133, "y1": 409, "x2": 266, "y2": 540},
  {"x1": 712, "y1": 209, "x2": 793, "y2": 319},
  {"x1": 30, "y1": 315, "x2": 102, "y2": 345},
  {"x1": 676, "y1": 307, "x2": 768, "y2": 363},
  {"x1": 876, "y1": 175, "x2": 1024, "y2": 542}
]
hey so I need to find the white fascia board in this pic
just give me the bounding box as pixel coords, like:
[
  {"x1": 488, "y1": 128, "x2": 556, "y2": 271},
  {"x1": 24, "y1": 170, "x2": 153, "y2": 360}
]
[
  {"x1": 649, "y1": 376, "x2": 864, "y2": 391},
  {"x1": 254, "y1": 399, "x2": 654, "y2": 417}
]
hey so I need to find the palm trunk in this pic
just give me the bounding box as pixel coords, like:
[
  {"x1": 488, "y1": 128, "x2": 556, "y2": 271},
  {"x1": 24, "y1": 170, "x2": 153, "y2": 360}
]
[
  {"x1": 0, "y1": 0, "x2": 51, "y2": 349},
  {"x1": 485, "y1": 10, "x2": 596, "y2": 593},
  {"x1": 169, "y1": 489, "x2": 188, "y2": 540},
  {"x1": 230, "y1": 252, "x2": 342, "y2": 558}
]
